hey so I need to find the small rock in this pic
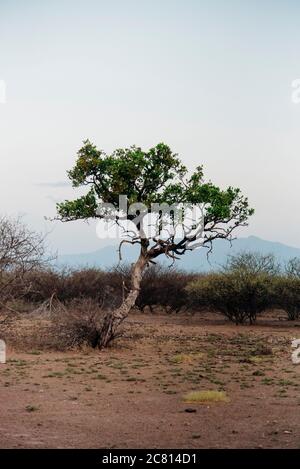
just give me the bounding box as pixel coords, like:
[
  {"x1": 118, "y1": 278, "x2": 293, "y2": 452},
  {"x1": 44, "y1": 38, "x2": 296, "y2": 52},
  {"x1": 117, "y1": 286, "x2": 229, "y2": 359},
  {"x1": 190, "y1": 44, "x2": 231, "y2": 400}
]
[{"x1": 184, "y1": 408, "x2": 197, "y2": 413}]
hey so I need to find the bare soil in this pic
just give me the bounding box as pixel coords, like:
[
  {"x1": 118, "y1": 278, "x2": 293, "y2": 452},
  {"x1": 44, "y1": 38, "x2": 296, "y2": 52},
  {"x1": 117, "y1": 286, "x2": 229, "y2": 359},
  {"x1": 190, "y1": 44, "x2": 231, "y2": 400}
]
[{"x1": 0, "y1": 311, "x2": 300, "y2": 448}]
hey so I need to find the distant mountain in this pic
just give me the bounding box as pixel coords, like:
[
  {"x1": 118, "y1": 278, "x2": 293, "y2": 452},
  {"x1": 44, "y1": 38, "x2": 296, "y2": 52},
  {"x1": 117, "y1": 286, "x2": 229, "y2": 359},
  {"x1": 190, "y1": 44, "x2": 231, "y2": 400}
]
[{"x1": 55, "y1": 236, "x2": 300, "y2": 272}]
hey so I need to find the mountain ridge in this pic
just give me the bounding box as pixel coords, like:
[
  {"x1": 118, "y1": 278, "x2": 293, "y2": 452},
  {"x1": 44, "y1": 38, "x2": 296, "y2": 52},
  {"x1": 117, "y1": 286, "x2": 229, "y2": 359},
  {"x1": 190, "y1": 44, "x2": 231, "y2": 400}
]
[{"x1": 55, "y1": 236, "x2": 300, "y2": 271}]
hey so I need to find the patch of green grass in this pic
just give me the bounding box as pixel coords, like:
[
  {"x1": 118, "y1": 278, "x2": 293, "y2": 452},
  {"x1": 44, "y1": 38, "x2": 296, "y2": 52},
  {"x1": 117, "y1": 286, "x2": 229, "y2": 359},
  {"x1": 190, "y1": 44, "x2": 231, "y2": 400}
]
[
  {"x1": 171, "y1": 353, "x2": 205, "y2": 364},
  {"x1": 248, "y1": 355, "x2": 273, "y2": 364},
  {"x1": 261, "y1": 377, "x2": 274, "y2": 385},
  {"x1": 108, "y1": 361, "x2": 125, "y2": 370},
  {"x1": 65, "y1": 367, "x2": 82, "y2": 375},
  {"x1": 209, "y1": 378, "x2": 225, "y2": 386},
  {"x1": 131, "y1": 362, "x2": 147, "y2": 369},
  {"x1": 278, "y1": 388, "x2": 287, "y2": 394},
  {"x1": 278, "y1": 379, "x2": 294, "y2": 386},
  {"x1": 240, "y1": 383, "x2": 251, "y2": 389},
  {"x1": 44, "y1": 371, "x2": 66, "y2": 378},
  {"x1": 124, "y1": 377, "x2": 146, "y2": 383},
  {"x1": 93, "y1": 374, "x2": 107, "y2": 380},
  {"x1": 8, "y1": 359, "x2": 28, "y2": 367},
  {"x1": 206, "y1": 334, "x2": 221, "y2": 343}
]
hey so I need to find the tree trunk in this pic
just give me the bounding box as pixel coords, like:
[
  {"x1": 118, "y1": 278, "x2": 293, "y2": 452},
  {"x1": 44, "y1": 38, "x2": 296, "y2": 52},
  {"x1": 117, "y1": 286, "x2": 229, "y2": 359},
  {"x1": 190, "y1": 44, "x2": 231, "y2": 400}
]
[{"x1": 97, "y1": 250, "x2": 148, "y2": 348}]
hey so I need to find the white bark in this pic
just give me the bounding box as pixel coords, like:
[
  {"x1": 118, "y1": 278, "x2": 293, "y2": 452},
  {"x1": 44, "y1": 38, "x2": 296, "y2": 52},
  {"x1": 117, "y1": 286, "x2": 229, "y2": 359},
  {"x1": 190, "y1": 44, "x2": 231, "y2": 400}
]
[{"x1": 98, "y1": 251, "x2": 147, "y2": 348}]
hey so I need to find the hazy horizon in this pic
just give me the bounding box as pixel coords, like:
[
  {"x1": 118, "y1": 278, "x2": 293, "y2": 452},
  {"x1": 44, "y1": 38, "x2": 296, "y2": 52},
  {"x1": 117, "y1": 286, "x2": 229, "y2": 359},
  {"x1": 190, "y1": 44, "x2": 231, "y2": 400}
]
[{"x1": 1, "y1": 0, "x2": 300, "y2": 254}]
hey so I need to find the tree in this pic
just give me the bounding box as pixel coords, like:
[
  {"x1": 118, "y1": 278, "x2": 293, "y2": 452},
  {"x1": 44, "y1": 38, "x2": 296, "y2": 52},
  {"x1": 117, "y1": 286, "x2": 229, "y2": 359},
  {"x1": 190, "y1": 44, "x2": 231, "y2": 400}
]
[
  {"x1": 0, "y1": 216, "x2": 47, "y2": 315},
  {"x1": 273, "y1": 276, "x2": 300, "y2": 321},
  {"x1": 285, "y1": 257, "x2": 300, "y2": 278},
  {"x1": 223, "y1": 251, "x2": 280, "y2": 276},
  {"x1": 57, "y1": 141, "x2": 254, "y2": 347}
]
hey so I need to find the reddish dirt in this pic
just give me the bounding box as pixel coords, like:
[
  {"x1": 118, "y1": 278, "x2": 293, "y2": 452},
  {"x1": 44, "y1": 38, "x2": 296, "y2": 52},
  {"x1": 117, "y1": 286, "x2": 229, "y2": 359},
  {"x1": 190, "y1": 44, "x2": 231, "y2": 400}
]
[{"x1": 0, "y1": 312, "x2": 300, "y2": 448}]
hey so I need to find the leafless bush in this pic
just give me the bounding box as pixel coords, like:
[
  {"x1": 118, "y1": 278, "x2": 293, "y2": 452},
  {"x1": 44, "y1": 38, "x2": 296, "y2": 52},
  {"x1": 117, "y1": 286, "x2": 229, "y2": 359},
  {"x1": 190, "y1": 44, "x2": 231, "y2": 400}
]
[
  {"x1": 223, "y1": 251, "x2": 281, "y2": 276},
  {"x1": 0, "y1": 215, "x2": 49, "y2": 317},
  {"x1": 2, "y1": 298, "x2": 113, "y2": 350},
  {"x1": 47, "y1": 298, "x2": 108, "y2": 349},
  {"x1": 137, "y1": 265, "x2": 197, "y2": 313},
  {"x1": 285, "y1": 257, "x2": 300, "y2": 279},
  {"x1": 21, "y1": 266, "x2": 126, "y2": 309}
]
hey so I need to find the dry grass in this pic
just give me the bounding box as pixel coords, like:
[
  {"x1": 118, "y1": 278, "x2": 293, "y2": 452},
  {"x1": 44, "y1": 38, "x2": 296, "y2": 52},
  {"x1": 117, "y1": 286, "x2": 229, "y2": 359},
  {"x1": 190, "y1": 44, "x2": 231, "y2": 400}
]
[{"x1": 183, "y1": 390, "x2": 229, "y2": 404}]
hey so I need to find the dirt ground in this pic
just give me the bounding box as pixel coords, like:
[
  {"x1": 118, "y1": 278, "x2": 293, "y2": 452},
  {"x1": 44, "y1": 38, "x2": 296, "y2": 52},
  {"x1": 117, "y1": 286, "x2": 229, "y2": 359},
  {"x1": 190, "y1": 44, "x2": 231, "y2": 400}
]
[{"x1": 0, "y1": 311, "x2": 300, "y2": 449}]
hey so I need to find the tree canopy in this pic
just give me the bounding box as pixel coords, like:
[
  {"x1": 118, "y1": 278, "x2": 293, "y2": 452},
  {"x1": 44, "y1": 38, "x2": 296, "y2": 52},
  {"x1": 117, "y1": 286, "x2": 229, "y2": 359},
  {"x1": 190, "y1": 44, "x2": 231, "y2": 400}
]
[{"x1": 57, "y1": 141, "x2": 254, "y2": 259}]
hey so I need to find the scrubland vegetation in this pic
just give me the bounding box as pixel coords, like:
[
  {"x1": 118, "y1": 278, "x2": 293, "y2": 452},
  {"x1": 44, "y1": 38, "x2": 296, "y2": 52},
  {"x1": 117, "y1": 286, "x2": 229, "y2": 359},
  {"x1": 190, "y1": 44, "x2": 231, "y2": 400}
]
[
  {"x1": 1, "y1": 222, "x2": 300, "y2": 351},
  {"x1": 1, "y1": 216, "x2": 300, "y2": 449}
]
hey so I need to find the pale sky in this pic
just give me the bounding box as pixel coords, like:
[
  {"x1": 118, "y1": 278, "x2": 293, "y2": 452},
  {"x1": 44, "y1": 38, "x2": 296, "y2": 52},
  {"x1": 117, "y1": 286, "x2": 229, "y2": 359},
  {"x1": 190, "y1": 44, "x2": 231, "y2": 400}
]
[{"x1": 0, "y1": 0, "x2": 300, "y2": 254}]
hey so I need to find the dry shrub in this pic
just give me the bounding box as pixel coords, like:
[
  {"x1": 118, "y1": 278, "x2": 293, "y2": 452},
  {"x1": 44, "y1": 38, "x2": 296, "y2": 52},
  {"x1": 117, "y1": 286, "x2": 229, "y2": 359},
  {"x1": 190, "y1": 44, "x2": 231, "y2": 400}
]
[
  {"x1": 223, "y1": 251, "x2": 280, "y2": 276},
  {"x1": 20, "y1": 268, "x2": 67, "y2": 303},
  {"x1": 137, "y1": 265, "x2": 197, "y2": 313},
  {"x1": 64, "y1": 269, "x2": 125, "y2": 306},
  {"x1": 273, "y1": 276, "x2": 300, "y2": 320},
  {"x1": 0, "y1": 215, "x2": 50, "y2": 309},
  {"x1": 19, "y1": 264, "x2": 197, "y2": 316},
  {"x1": 21, "y1": 267, "x2": 125, "y2": 308},
  {"x1": 1, "y1": 298, "x2": 118, "y2": 351},
  {"x1": 48, "y1": 298, "x2": 106, "y2": 349},
  {"x1": 186, "y1": 271, "x2": 274, "y2": 324}
]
